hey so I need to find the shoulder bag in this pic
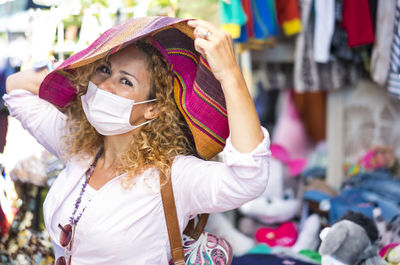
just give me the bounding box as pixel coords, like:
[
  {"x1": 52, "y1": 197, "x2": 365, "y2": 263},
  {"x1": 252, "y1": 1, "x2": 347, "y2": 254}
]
[{"x1": 160, "y1": 177, "x2": 233, "y2": 265}]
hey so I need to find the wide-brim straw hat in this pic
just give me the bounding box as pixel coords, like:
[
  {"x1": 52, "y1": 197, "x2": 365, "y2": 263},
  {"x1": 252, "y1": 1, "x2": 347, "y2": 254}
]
[{"x1": 39, "y1": 16, "x2": 228, "y2": 160}]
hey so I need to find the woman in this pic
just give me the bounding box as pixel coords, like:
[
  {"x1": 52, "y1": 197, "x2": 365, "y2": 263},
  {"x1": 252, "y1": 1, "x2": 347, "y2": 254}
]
[{"x1": 4, "y1": 17, "x2": 270, "y2": 264}]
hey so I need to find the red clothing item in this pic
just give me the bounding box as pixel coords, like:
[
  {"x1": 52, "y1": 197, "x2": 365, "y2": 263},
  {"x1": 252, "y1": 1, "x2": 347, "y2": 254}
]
[
  {"x1": 241, "y1": 0, "x2": 254, "y2": 38},
  {"x1": 274, "y1": 0, "x2": 302, "y2": 36},
  {"x1": 342, "y1": 0, "x2": 375, "y2": 47},
  {"x1": 275, "y1": 0, "x2": 300, "y2": 24}
]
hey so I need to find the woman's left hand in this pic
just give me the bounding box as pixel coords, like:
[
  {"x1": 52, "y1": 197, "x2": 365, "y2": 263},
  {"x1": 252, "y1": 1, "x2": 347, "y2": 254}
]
[
  {"x1": 187, "y1": 20, "x2": 239, "y2": 83},
  {"x1": 187, "y1": 19, "x2": 264, "y2": 153}
]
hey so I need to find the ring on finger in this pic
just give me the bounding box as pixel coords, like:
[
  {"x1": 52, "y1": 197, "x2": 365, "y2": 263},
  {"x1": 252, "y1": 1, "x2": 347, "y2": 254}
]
[{"x1": 202, "y1": 31, "x2": 212, "y2": 39}]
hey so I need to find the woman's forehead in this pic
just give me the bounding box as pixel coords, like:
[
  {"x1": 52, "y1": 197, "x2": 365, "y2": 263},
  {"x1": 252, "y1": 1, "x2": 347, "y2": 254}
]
[{"x1": 109, "y1": 45, "x2": 147, "y2": 63}]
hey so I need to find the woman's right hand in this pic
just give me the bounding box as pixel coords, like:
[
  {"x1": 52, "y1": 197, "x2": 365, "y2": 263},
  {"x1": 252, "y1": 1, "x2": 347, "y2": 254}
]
[{"x1": 6, "y1": 66, "x2": 50, "y2": 95}]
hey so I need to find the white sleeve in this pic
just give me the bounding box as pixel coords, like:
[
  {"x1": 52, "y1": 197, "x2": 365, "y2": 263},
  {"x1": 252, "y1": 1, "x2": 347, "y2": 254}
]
[
  {"x1": 172, "y1": 127, "x2": 271, "y2": 217},
  {"x1": 3, "y1": 89, "x2": 68, "y2": 160}
]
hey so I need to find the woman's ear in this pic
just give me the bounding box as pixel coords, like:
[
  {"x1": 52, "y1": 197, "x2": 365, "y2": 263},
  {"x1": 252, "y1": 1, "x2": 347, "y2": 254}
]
[{"x1": 144, "y1": 103, "x2": 159, "y2": 120}]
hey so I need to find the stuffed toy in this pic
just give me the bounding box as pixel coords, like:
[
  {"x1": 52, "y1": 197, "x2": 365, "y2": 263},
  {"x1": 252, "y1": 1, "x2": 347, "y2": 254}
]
[
  {"x1": 272, "y1": 90, "x2": 312, "y2": 160},
  {"x1": 205, "y1": 213, "x2": 256, "y2": 256},
  {"x1": 207, "y1": 147, "x2": 303, "y2": 255},
  {"x1": 345, "y1": 146, "x2": 398, "y2": 177},
  {"x1": 292, "y1": 214, "x2": 321, "y2": 252},
  {"x1": 358, "y1": 146, "x2": 397, "y2": 172},
  {"x1": 255, "y1": 221, "x2": 298, "y2": 247},
  {"x1": 270, "y1": 144, "x2": 307, "y2": 177},
  {"x1": 386, "y1": 244, "x2": 400, "y2": 264},
  {"x1": 319, "y1": 211, "x2": 387, "y2": 265},
  {"x1": 239, "y1": 158, "x2": 300, "y2": 224},
  {"x1": 380, "y1": 243, "x2": 400, "y2": 265},
  {"x1": 373, "y1": 208, "x2": 400, "y2": 248}
]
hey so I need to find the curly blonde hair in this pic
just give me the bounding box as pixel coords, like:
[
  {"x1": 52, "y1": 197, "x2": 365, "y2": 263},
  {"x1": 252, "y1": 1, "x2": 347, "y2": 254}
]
[{"x1": 64, "y1": 39, "x2": 196, "y2": 187}]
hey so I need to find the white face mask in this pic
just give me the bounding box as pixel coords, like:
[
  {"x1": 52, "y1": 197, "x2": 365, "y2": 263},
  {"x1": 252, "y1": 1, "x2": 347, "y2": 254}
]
[{"x1": 81, "y1": 81, "x2": 157, "y2": 135}]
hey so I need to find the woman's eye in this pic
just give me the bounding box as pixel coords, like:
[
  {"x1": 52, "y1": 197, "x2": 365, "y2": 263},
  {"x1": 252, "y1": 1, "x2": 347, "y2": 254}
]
[
  {"x1": 121, "y1": 78, "x2": 133, "y2": 86},
  {"x1": 96, "y1": 65, "x2": 111, "y2": 75}
]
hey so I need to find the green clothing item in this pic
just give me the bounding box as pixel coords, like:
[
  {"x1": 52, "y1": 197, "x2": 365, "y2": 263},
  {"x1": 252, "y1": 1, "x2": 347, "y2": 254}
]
[
  {"x1": 299, "y1": 249, "x2": 322, "y2": 263},
  {"x1": 219, "y1": 0, "x2": 247, "y2": 25}
]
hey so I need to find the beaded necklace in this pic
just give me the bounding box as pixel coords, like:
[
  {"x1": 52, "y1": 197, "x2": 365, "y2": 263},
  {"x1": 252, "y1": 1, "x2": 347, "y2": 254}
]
[{"x1": 69, "y1": 148, "x2": 103, "y2": 226}]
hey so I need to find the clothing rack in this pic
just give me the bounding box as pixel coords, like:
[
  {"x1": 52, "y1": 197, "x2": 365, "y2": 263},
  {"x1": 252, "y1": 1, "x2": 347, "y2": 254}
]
[{"x1": 239, "y1": 44, "x2": 345, "y2": 190}]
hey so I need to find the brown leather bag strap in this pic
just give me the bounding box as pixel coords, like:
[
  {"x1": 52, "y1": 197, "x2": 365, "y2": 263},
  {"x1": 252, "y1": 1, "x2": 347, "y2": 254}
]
[
  {"x1": 193, "y1": 214, "x2": 209, "y2": 239},
  {"x1": 183, "y1": 214, "x2": 209, "y2": 240},
  {"x1": 183, "y1": 219, "x2": 195, "y2": 236},
  {"x1": 160, "y1": 176, "x2": 185, "y2": 265}
]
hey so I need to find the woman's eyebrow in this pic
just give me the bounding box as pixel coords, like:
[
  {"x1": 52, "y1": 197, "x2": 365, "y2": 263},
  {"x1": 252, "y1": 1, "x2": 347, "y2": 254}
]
[{"x1": 120, "y1": 70, "x2": 139, "y2": 84}]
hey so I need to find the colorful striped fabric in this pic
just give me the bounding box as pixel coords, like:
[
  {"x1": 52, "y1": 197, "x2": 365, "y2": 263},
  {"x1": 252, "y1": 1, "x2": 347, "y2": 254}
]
[{"x1": 39, "y1": 16, "x2": 229, "y2": 160}]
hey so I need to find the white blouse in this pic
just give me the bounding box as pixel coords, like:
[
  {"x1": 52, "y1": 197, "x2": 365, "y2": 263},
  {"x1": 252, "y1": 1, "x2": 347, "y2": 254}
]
[
  {"x1": 52, "y1": 176, "x2": 98, "y2": 259},
  {"x1": 4, "y1": 89, "x2": 271, "y2": 265}
]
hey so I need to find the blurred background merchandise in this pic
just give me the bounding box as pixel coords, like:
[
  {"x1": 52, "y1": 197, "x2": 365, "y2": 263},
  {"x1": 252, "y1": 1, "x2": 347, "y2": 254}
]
[{"x1": 1, "y1": 0, "x2": 400, "y2": 264}]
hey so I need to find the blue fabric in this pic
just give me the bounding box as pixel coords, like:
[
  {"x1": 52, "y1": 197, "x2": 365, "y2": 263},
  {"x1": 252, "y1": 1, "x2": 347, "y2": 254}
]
[
  {"x1": 303, "y1": 190, "x2": 332, "y2": 202},
  {"x1": 254, "y1": 82, "x2": 279, "y2": 128},
  {"x1": 251, "y1": 0, "x2": 278, "y2": 39},
  {"x1": 302, "y1": 167, "x2": 326, "y2": 178},
  {"x1": 330, "y1": 187, "x2": 376, "y2": 224},
  {"x1": 232, "y1": 254, "x2": 315, "y2": 265},
  {"x1": 0, "y1": 58, "x2": 16, "y2": 103},
  {"x1": 343, "y1": 170, "x2": 400, "y2": 202},
  {"x1": 235, "y1": 25, "x2": 248, "y2": 42},
  {"x1": 330, "y1": 171, "x2": 400, "y2": 224}
]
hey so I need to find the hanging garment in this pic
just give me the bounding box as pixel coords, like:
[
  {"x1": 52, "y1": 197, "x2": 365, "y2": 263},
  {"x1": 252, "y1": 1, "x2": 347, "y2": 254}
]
[
  {"x1": 219, "y1": 0, "x2": 247, "y2": 38},
  {"x1": 251, "y1": 0, "x2": 278, "y2": 39},
  {"x1": 253, "y1": 76, "x2": 279, "y2": 129},
  {"x1": 294, "y1": 0, "x2": 319, "y2": 92},
  {"x1": 370, "y1": 0, "x2": 397, "y2": 86},
  {"x1": 293, "y1": 91, "x2": 327, "y2": 142},
  {"x1": 274, "y1": 0, "x2": 302, "y2": 36},
  {"x1": 259, "y1": 63, "x2": 294, "y2": 91},
  {"x1": 330, "y1": 0, "x2": 363, "y2": 63},
  {"x1": 388, "y1": 0, "x2": 400, "y2": 99},
  {"x1": 342, "y1": 0, "x2": 375, "y2": 47},
  {"x1": 294, "y1": 0, "x2": 360, "y2": 92},
  {"x1": 236, "y1": 24, "x2": 249, "y2": 42},
  {"x1": 369, "y1": 0, "x2": 378, "y2": 33},
  {"x1": 241, "y1": 0, "x2": 255, "y2": 38},
  {"x1": 313, "y1": 0, "x2": 335, "y2": 63}
]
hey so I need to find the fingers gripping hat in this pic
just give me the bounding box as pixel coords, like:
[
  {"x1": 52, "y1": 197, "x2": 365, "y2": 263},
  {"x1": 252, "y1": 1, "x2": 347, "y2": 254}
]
[{"x1": 39, "y1": 16, "x2": 229, "y2": 160}]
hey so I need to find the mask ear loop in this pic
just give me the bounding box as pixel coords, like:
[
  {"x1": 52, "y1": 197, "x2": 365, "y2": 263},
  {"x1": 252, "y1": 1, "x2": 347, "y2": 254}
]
[
  {"x1": 130, "y1": 98, "x2": 159, "y2": 129},
  {"x1": 134, "y1": 98, "x2": 157, "y2": 105},
  {"x1": 131, "y1": 118, "x2": 157, "y2": 130}
]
